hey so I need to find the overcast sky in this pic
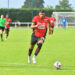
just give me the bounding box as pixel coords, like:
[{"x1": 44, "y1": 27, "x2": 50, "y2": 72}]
[{"x1": 0, "y1": 0, "x2": 75, "y2": 9}]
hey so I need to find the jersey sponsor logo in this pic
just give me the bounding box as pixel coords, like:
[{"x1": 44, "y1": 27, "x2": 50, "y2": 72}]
[{"x1": 37, "y1": 23, "x2": 45, "y2": 29}]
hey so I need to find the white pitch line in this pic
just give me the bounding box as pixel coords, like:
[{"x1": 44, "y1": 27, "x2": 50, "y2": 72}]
[
  {"x1": 0, "y1": 62, "x2": 75, "y2": 69},
  {"x1": 0, "y1": 62, "x2": 50, "y2": 68}
]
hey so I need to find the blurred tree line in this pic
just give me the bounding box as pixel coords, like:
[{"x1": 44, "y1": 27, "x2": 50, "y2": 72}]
[
  {"x1": 55, "y1": 0, "x2": 73, "y2": 10},
  {"x1": 22, "y1": 0, "x2": 44, "y2": 8},
  {"x1": 22, "y1": 0, "x2": 74, "y2": 11}
]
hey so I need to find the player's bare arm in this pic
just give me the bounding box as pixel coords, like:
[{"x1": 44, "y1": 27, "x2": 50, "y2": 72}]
[
  {"x1": 4, "y1": 22, "x2": 8, "y2": 27},
  {"x1": 31, "y1": 22, "x2": 40, "y2": 29},
  {"x1": 48, "y1": 22, "x2": 52, "y2": 35}
]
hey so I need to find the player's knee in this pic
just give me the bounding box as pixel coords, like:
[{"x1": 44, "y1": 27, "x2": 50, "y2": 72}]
[
  {"x1": 30, "y1": 45, "x2": 34, "y2": 49},
  {"x1": 38, "y1": 40, "x2": 44, "y2": 44},
  {"x1": 7, "y1": 32, "x2": 9, "y2": 36},
  {"x1": 7, "y1": 34, "x2": 8, "y2": 36},
  {"x1": 0, "y1": 30, "x2": 2, "y2": 34},
  {"x1": 0, "y1": 31, "x2": 1, "y2": 34}
]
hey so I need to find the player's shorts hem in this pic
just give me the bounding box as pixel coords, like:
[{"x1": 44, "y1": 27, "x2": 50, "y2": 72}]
[
  {"x1": 50, "y1": 26, "x2": 54, "y2": 28},
  {"x1": 30, "y1": 33, "x2": 45, "y2": 45},
  {"x1": 0, "y1": 26, "x2": 5, "y2": 31},
  {"x1": 5, "y1": 28, "x2": 10, "y2": 30},
  {"x1": 5, "y1": 28, "x2": 10, "y2": 34}
]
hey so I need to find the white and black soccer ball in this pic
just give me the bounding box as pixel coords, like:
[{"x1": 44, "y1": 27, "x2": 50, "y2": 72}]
[{"x1": 54, "y1": 61, "x2": 62, "y2": 69}]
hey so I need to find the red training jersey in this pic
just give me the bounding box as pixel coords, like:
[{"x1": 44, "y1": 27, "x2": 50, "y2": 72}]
[
  {"x1": 5, "y1": 18, "x2": 12, "y2": 29},
  {"x1": 49, "y1": 17, "x2": 56, "y2": 26},
  {"x1": 32, "y1": 16, "x2": 50, "y2": 37}
]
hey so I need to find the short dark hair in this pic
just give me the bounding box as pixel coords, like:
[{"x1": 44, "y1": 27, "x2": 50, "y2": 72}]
[{"x1": 39, "y1": 10, "x2": 45, "y2": 13}]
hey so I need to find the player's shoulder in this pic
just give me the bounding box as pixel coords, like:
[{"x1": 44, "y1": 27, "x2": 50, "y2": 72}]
[
  {"x1": 50, "y1": 16, "x2": 52, "y2": 18},
  {"x1": 33, "y1": 15, "x2": 39, "y2": 19},
  {"x1": 5, "y1": 18, "x2": 7, "y2": 20},
  {"x1": 44, "y1": 16, "x2": 50, "y2": 20},
  {"x1": 45, "y1": 16, "x2": 49, "y2": 18},
  {"x1": 32, "y1": 16, "x2": 39, "y2": 21},
  {"x1": 50, "y1": 17, "x2": 56, "y2": 19},
  {"x1": 8, "y1": 18, "x2": 11, "y2": 20},
  {"x1": 8, "y1": 18, "x2": 12, "y2": 21}
]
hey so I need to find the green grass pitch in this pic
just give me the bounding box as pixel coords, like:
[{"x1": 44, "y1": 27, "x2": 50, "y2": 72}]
[{"x1": 0, "y1": 28, "x2": 75, "y2": 75}]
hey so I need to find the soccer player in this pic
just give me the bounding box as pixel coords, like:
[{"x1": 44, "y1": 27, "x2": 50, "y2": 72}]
[
  {"x1": 5, "y1": 14, "x2": 12, "y2": 39},
  {"x1": 0, "y1": 15, "x2": 7, "y2": 41},
  {"x1": 49, "y1": 14, "x2": 56, "y2": 34},
  {"x1": 28, "y1": 10, "x2": 51, "y2": 64},
  {"x1": 61, "y1": 16, "x2": 67, "y2": 29}
]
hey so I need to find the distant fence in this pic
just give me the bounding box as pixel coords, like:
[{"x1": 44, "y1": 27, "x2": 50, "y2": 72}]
[{"x1": 11, "y1": 22, "x2": 32, "y2": 28}]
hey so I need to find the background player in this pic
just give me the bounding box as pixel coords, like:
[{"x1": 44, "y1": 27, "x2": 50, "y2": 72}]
[
  {"x1": 61, "y1": 16, "x2": 67, "y2": 29},
  {"x1": 0, "y1": 15, "x2": 7, "y2": 41},
  {"x1": 28, "y1": 10, "x2": 51, "y2": 64},
  {"x1": 5, "y1": 14, "x2": 12, "y2": 40},
  {"x1": 49, "y1": 14, "x2": 56, "y2": 35}
]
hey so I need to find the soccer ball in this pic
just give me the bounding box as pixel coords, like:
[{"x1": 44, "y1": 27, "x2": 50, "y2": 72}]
[{"x1": 54, "y1": 61, "x2": 62, "y2": 69}]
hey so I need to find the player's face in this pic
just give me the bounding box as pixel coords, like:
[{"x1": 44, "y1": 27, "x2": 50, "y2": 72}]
[
  {"x1": 39, "y1": 12, "x2": 45, "y2": 19},
  {"x1": 1, "y1": 15, "x2": 4, "y2": 19},
  {"x1": 6, "y1": 15, "x2": 9, "y2": 18},
  {"x1": 51, "y1": 15, "x2": 54, "y2": 17}
]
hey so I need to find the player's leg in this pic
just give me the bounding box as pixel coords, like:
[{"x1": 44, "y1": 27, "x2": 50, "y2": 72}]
[
  {"x1": 62, "y1": 24, "x2": 65, "y2": 29},
  {"x1": 49, "y1": 26, "x2": 54, "y2": 35},
  {"x1": 34, "y1": 40, "x2": 43, "y2": 56},
  {"x1": 5, "y1": 29, "x2": 7, "y2": 39},
  {"x1": 51, "y1": 26, "x2": 54, "y2": 34},
  {"x1": 5, "y1": 29, "x2": 9, "y2": 39},
  {"x1": 28, "y1": 44, "x2": 35, "y2": 64},
  {"x1": 28, "y1": 34, "x2": 37, "y2": 64},
  {"x1": 32, "y1": 38, "x2": 44, "y2": 64},
  {"x1": 64, "y1": 24, "x2": 66, "y2": 29},
  {"x1": 0, "y1": 27, "x2": 4, "y2": 41},
  {"x1": 63, "y1": 25, "x2": 64, "y2": 29},
  {"x1": 28, "y1": 44, "x2": 34, "y2": 56}
]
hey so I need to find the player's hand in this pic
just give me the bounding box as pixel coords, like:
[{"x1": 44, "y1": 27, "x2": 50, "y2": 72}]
[
  {"x1": 49, "y1": 27, "x2": 53, "y2": 35},
  {"x1": 7, "y1": 22, "x2": 9, "y2": 24},
  {"x1": 36, "y1": 23, "x2": 41, "y2": 27},
  {"x1": 49, "y1": 31, "x2": 52, "y2": 35}
]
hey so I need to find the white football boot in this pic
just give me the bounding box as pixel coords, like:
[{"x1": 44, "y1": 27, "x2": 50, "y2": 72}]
[
  {"x1": 32, "y1": 55, "x2": 36, "y2": 64},
  {"x1": 28, "y1": 56, "x2": 31, "y2": 64}
]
